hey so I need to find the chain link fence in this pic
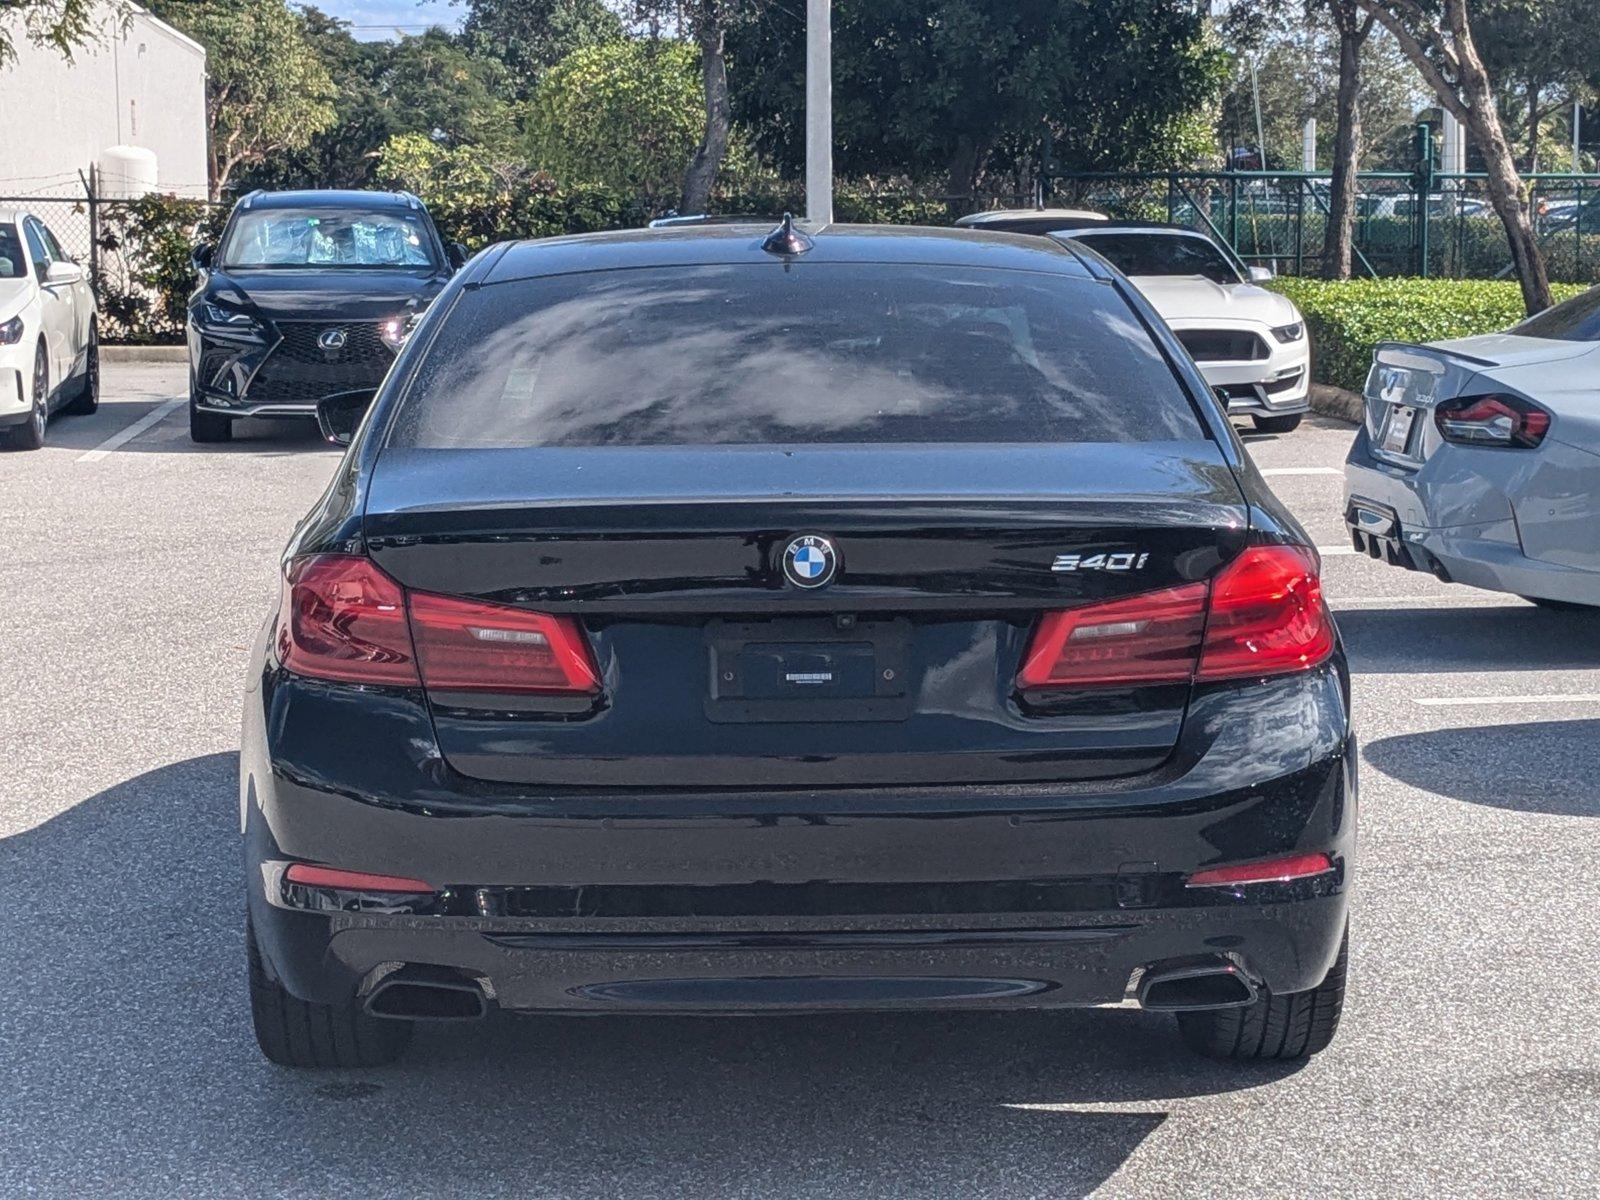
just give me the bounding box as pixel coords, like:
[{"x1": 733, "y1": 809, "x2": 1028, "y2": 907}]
[{"x1": 1044, "y1": 170, "x2": 1600, "y2": 284}]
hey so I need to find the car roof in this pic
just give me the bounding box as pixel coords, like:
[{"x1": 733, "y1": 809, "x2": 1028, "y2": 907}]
[
  {"x1": 1062, "y1": 222, "x2": 1216, "y2": 239},
  {"x1": 233, "y1": 189, "x2": 424, "y2": 212},
  {"x1": 479, "y1": 223, "x2": 1099, "y2": 286},
  {"x1": 954, "y1": 208, "x2": 1107, "y2": 226}
]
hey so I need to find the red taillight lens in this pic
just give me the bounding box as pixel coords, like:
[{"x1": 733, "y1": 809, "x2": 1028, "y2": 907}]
[
  {"x1": 1185, "y1": 852, "x2": 1335, "y2": 888},
  {"x1": 284, "y1": 863, "x2": 435, "y2": 893},
  {"x1": 1196, "y1": 545, "x2": 1334, "y2": 681},
  {"x1": 278, "y1": 554, "x2": 419, "y2": 686},
  {"x1": 1018, "y1": 545, "x2": 1333, "y2": 691},
  {"x1": 1435, "y1": 393, "x2": 1550, "y2": 448},
  {"x1": 409, "y1": 591, "x2": 601, "y2": 694},
  {"x1": 1018, "y1": 584, "x2": 1208, "y2": 688}
]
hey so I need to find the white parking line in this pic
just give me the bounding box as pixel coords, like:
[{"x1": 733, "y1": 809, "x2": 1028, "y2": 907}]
[
  {"x1": 1261, "y1": 467, "x2": 1343, "y2": 477},
  {"x1": 1416, "y1": 694, "x2": 1600, "y2": 708},
  {"x1": 77, "y1": 396, "x2": 185, "y2": 462},
  {"x1": 1317, "y1": 545, "x2": 1358, "y2": 557}
]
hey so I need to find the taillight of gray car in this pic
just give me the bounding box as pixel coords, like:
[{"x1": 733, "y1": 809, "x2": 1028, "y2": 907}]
[{"x1": 240, "y1": 221, "x2": 1353, "y2": 1068}]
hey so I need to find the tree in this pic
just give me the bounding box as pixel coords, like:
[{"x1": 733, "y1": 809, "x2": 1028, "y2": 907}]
[
  {"x1": 145, "y1": 0, "x2": 337, "y2": 199},
  {"x1": 454, "y1": 0, "x2": 623, "y2": 97},
  {"x1": 729, "y1": 1, "x2": 1227, "y2": 199},
  {"x1": 528, "y1": 40, "x2": 704, "y2": 208},
  {"x1": 1321, "y1": 3, "x2": 1377, "y2": 279},
  {"x1": 0, "y1": 0, "x2": 120, "y2": 65},
  {"x1": 1354, "y1": 0, "x2": 1551, "y2": 312},
  {"x1": 1474, "y1": 1, "x2": 1600, "y2": 172}
]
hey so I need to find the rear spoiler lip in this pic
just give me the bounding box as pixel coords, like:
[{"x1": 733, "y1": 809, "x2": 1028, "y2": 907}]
[{"x1": 1373, "y1": 340, "x2": 1498, "y2": 371}]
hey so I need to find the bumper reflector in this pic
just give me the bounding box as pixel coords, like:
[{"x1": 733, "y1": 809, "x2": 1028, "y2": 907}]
[
  {"x1": 284, "y1": 863, "x2": 436, "y2": 893},
  {"x1": 1185, "y1": 852, "x2": 1335, "y2": 889}
]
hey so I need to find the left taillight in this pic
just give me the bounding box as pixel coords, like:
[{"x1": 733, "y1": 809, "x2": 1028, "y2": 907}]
[
  {"x1": 1018, "y1": 545, "x2": 1334, "y2": 691},
  {"x1": 1434, "y1": 393, "x2": 1550, "y2": 449},
  {"x1": 277, "y1": 555, "x2": 600, "y2": 694},
  {"x1": 277, "y1": 554, "x2": 419, "y2": 686},
  {"x1": 409, "y1": 591, "x2": 600, "y2": 694}
]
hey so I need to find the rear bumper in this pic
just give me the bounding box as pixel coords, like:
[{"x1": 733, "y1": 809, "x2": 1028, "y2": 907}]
[
  {"x1": 1344, "y1": 426, "x2": 1600, "y2": 605},
  {"x1": 243, "y1": 641, "x2": 1356, "y2": 1015}
]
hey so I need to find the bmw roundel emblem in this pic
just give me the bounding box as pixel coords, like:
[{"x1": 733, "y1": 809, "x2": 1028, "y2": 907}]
[{"x1": 782, "y1": 534, "x2": 838, "y2": 588}]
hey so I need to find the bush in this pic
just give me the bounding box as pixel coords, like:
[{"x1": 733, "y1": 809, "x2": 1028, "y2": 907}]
[
  {"x1": 96, "y1": 195, "x2": 228, "y2": 343},
  {"x1": 1267, "y1": 277, "x2": 1590, "y2": 393}
]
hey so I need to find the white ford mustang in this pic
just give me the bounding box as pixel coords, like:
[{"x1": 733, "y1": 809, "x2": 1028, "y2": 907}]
[
  {"x1": 0, "y1": 207, "x2": 99, "y2": 450},
  {"x1": 1054, "y1": 224, "x2": 1311, "y2": 434},
  {"x1": 1344, "y1": 284, "x2": 1600, "y2": 610}
]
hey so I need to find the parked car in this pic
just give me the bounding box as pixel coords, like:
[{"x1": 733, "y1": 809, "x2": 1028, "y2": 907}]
[
  {"x1": 953, "y1": 207, "x2": 1108, "y2": 236},
  {"x1": 186, "y1": 189, "x2": 466, "y2": 443},
  {"x1": 242, "y1": 219, "x2": 1352, "y2": 1069},
  {"x1": 1055, "y1": 224, "x2": 1312, "y2": 433},
  {"x1": 1345, "y1": 284, "x2": 1600, "y2": 610},
  {"x1": 0, "y1": 208, "x2": 98, "y2": 450}
]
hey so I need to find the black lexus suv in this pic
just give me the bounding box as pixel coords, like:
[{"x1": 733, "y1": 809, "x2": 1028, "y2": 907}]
[
  {"x1": 243, "y1": 220, "x2": 1353, "y2": 1068},
  {"x1": 186, "y1": 189, "x2": 464, "y2": 443}
]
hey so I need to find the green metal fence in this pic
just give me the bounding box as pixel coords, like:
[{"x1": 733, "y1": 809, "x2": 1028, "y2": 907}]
[{"x1": 1042, "y1": 169, "x2": 1600, "y2": 283}]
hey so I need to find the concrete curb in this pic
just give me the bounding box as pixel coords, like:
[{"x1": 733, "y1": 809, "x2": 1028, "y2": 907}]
[
  {"x1": 1310, "y1": 384, "x2": 1363, "y2": 425},
  {"x1": 104, "y1": 345, "x2": 187, "y2": 363}
]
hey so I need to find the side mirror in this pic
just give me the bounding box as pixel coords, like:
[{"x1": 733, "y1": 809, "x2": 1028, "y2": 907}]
[
  {"x1": 44, "y1": 260, "x2": 83, "y2": 284},
  {"x1": 316, "y1": 390, "x2": 375, "y2": 447},
  {"x1": 448, "y1": 241, "x2": 469, "y2": 270},
  {"x1": 191, "y1": 243, "x2": 213, "y2": 271},
  {"x1": 1247, "y1": 265, "x2": 1275, "y2": 283}
]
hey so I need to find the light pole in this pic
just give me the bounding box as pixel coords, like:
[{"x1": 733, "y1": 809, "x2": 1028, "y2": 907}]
[{"x1": 806, "y1": 0, "x2": 833, "y2": 225}]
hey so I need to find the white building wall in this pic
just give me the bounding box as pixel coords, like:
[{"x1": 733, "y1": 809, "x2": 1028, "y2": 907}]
[{"x1": 0, "y1": 4, "x2": 208, "y2": 199}]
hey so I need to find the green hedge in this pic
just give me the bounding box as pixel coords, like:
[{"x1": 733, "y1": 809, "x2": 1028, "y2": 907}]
[{"x1": 1266, "y1": 277, "x2": 1589, "y2": 394}]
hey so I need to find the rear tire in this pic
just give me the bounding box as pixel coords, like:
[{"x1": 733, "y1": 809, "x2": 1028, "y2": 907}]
[
  {"x1": 1177, "y1": 931, "x2": 1347, "y2": 1060},
  {"x1": 1251, "y1": 413, "x2": 1303, "y2": 435},
  {"x1": 5, "y1": 343, "x2": 48, "y2": 450},
  {"x1": 64, "y1": 326, "x2": 99, "y2": 415},
  {"x1": 189, "y1": 387, "x2": 233, "y2": 443},
  {"x1": 247, "y1": 915, "x2": 411, "y2": 1068}
]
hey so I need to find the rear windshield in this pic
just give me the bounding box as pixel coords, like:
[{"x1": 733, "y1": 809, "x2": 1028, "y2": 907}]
[
  {"x1": 1513, "y1": 285, "x2": 1600, "y2": 342},
  {"x1": 387, "y1": 264, "x2": 1202, "y2": 448},
  {"x1": 1071, "y1": 233, "x2": 1241, "y2": 285},
  {"x1": 219, "y1": 207, "x2": 439, "y2": 270}
]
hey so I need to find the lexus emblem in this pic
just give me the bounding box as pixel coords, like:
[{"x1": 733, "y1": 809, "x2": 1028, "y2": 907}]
[
  {"x1": 782, "y1": 534, "x2": 838, "y2": 589},
  {"x1": 318, "y1": 328, "x2": 348, "y2": 352}
]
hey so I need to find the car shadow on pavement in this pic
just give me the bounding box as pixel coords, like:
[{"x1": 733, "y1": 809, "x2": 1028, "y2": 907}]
[
  {"x1": 0, "y1": 754, "x2": 1301, "y2": 1199},
  {"x1": 1364, "y1": 720, "x2": 1600, "y2": 817},
  {"x1": 1335, "y1": 605, "x2": 1600, "y2": 673},
  {"x1": 36, "y1": 405, "x2": 332, "y2": 457}
]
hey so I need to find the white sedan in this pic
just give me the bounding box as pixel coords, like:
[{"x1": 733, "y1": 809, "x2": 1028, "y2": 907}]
[
  {"x1": 1055, "y1": 224, "x2": 1311, "y2": 433},
  {"x1": 0, "y1": 208, "x2": 99, "y2": 450}
]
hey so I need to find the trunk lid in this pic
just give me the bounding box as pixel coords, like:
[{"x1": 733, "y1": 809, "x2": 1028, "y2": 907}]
[{"x1": 365, "y1": 442, "x2": 1249, "y2": 788}]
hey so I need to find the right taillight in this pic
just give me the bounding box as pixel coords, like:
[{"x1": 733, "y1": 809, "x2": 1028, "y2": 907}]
[
  {"x1": 277, "y1": 555, "x2": 599, "y2": 694},
  {"x1": 1196, "y1": 544, "x2": 1333, "y2": 681},
  {"x1": 1019, "y1": 544, "x2": 1333, "y2": 691},
  {"x1": 1434, "y1": 393, "x2": 1550, "y2": 449}
]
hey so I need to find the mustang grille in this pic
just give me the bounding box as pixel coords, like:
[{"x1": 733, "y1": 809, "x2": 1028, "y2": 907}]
[
  {"x1": 244, "y1": 322, "x2": 394, "y2": 405},
  {"x1": 1176, "y1": 329, "x2": 1269, "y2": 362}
]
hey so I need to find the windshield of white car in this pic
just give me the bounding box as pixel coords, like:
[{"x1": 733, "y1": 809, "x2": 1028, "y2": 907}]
[
  {"x1": 1514, "y1": 286, "x2": 1600, "y2": 342},
  {"x1": 1072, "y1": 232, "x2": 1242, "y2": 285},
  {"x1": 0, "y1": 225, "x2": 24, "y2": 278},
  {"x1": 217, "y1": 208, "x2": 440, "y2": 270}
]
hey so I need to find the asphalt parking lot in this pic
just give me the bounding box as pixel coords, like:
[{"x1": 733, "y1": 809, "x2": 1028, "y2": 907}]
[{"x1": 2, "y1": 362, "x2": 1597, "y2": 1199}]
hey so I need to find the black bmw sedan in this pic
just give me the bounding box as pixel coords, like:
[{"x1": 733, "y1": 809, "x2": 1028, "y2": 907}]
[
  {"x1": 242, "y1": 220, "x2": 1353, "y2": 1068},
  {"x1": 187, "y1": 189, "x2": 465, "y2": 443}
]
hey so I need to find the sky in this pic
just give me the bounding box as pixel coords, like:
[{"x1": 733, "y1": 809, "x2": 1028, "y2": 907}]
[{"x1": 312, "y1": 1, "x2": 463, "y2": 41}]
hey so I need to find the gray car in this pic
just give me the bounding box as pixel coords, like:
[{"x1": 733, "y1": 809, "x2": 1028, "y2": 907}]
[{"x1": 1344, "y1": 285, "x2": 1600, "y2": 609}]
